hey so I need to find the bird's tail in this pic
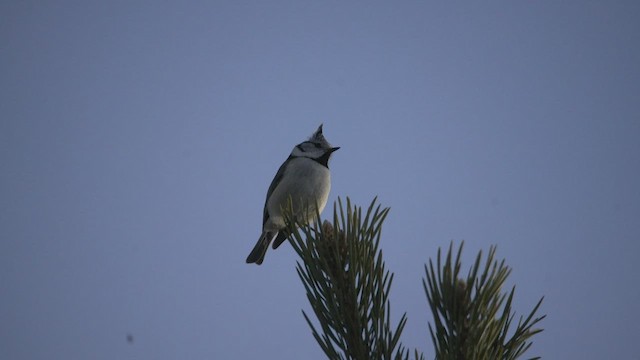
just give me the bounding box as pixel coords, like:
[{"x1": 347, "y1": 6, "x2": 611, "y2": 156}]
[{"x1": 246, "y1": 231, "x2": 275, "y2": 265}]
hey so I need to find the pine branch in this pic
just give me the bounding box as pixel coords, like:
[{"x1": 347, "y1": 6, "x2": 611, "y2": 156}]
[
  {"x1": 282, "y1": 198, "x2": 543, "y2": 360},
  {"x1": 286, "y1": 197, "x2": 418, "y2": 360},
  {"x1": 423, "y1": 242, "x2": 546, "y2": 360}
]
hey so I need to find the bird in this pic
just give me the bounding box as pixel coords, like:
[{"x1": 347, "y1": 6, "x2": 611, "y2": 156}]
[{"x1": 246, "y1": 124, "x2": 340, "y2": 265}]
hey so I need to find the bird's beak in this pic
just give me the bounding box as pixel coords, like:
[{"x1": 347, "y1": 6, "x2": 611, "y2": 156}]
[{"x1": 330, "y1": 147, "x2": 340, "y2": 153}]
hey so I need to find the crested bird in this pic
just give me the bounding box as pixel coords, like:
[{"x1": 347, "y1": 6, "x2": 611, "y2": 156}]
[{"x1": 246, "y1": 125, "x2": 339, "y2": 265}]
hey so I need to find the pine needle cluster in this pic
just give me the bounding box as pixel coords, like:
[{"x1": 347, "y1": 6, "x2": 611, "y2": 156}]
[
  {"x1": 423, "y1": 243, "x2": 545, "y2": 360},
  {"x1": 287, "y1": 197, "x2": 415, "y2": 360}
]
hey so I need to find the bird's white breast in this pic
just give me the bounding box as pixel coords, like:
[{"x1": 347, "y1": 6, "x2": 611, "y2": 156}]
[{"x1": 266, "y1": 157, "x2": 331, "y2": 229}]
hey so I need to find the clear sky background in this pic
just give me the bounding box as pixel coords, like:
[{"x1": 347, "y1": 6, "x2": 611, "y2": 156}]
[{"x1": 2, "y1": 1, "x2": 639, "y2": 359}]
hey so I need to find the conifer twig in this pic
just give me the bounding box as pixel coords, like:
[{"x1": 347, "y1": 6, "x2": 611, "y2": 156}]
[
  {"x1": 423, "y1": 242, "x2": 545, "y2": 360},
  {"x1": 286, "y1": 197, "x2": 418, "y2": 360}
]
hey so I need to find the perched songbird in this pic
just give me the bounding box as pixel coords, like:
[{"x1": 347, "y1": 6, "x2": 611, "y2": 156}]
[{"x1": 246, "y1": 125, "x2": 340, "y2": 265}]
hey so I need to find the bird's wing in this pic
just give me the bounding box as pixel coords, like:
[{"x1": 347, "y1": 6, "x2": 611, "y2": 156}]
[{"x1": 263, "y1": 156, "x2": 293, "y2": 226}]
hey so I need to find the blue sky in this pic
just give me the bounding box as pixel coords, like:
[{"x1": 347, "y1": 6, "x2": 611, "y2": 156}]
[{"x1": 1, "y1": 1, "x2": 639, "y2": 359}]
